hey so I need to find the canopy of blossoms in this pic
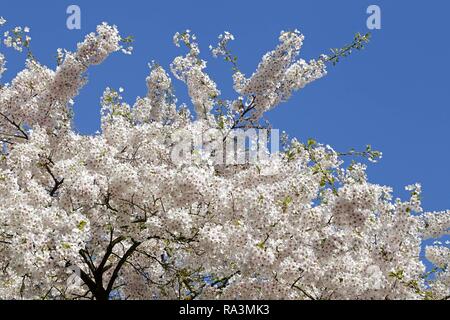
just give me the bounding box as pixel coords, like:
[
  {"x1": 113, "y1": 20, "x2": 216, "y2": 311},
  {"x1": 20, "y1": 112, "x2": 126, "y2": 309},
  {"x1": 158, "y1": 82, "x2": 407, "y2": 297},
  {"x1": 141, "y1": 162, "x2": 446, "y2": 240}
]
[{"x1": 0, "y1": 17, "x2": 448, "y2": 300}]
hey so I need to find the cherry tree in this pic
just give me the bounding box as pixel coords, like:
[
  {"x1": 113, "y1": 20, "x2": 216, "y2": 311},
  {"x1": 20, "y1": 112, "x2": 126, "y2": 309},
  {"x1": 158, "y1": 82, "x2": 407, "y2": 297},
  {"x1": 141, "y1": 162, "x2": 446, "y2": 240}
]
[{"x1": 0, "y1": 16, "x2": 448, "y2": 300}]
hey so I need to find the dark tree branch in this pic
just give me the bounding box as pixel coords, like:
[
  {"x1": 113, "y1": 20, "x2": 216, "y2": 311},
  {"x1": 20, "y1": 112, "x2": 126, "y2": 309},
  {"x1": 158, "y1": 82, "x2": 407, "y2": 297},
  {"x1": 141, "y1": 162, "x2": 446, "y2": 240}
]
[
  {"x1": 106, "y1": 239, "x2": 141, "y2": 293},
  {"x1": 0, "y1": 112, "x2": 29, "y2": 140},
  {"x1": 43, "y1": 163, "x2": 64, "y2": 197}
]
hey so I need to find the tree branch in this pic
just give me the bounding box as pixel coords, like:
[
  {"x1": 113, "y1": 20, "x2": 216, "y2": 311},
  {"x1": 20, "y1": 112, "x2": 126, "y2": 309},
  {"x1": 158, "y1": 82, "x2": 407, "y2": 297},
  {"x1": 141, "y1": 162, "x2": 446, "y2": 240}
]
[{"x1": 106, "y1": 239, "x2": 141, "y2": 293}]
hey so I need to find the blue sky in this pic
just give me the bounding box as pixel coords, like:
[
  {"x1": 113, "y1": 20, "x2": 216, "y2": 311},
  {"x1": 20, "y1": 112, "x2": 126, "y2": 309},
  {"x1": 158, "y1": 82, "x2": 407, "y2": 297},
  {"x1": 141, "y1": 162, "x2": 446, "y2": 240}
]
[{"x1": 1, "y1": 0, "x2": 450, "y2": 216}]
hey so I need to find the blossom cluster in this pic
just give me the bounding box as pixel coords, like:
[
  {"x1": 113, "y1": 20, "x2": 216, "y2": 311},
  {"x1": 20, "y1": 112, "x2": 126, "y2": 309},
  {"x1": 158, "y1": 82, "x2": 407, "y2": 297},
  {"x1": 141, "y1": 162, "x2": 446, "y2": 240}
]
[
  {"x1": 0, "y1": 20, "x2": 448, "y2": 301},
  {"x1": 0, "y1": 53, "x2": 5, "y2": 78},
  {"x1": 209, "y1": 31, "x2": 235, "y2": 58},
  {"x1": 232, "y1": 30, "x2": 327, "y2": 119},
  {"x1": 3, "y1": 26, "x2": 31, "y2": 52},
  {"x1": 132, "y1": 62, "x2": 177, "y2": 124},
  {"x1": 171, "y1": 30, "x2": 220, "y2": 120}
]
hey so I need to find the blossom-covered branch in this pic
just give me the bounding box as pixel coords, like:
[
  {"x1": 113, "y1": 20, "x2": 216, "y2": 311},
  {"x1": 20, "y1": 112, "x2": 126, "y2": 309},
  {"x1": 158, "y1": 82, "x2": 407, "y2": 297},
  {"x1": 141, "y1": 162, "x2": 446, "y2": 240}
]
[{"x1": 0, "y1": 17, "x2": 448, "y2": 300}]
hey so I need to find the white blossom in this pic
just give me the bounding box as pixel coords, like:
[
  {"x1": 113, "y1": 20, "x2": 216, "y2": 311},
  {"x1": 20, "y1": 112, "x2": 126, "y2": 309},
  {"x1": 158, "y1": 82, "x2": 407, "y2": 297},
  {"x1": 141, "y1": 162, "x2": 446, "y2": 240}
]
[
  {"x1": 0, "y1": 20, "x2": 448, "y2": 301},
  {"x1": 0, "y1": 53, "x2": 5, "y2": 78}
]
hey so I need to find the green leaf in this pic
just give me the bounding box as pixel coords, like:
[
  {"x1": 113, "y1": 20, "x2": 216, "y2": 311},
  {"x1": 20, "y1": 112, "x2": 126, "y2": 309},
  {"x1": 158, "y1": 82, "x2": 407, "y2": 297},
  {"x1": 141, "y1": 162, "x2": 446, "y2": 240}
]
[
  {"x1": 256, "y1": 242, "x2": 265, "y2": 250},
  {"x1": 307, "y1": 138, "x2": 317, "y2": 147},
  {"x1": 62, "y1": 243, "x2": 71, "y2": 249},
  {"x1": 77, "y1": 220, "x2": 87, "y2": 231},
  {"x1": 389, "y1": 270, "x2": 404, "y2": 280},
  {"x1": 121, "y1": 35, "x2": 135, "y2": 43}
]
